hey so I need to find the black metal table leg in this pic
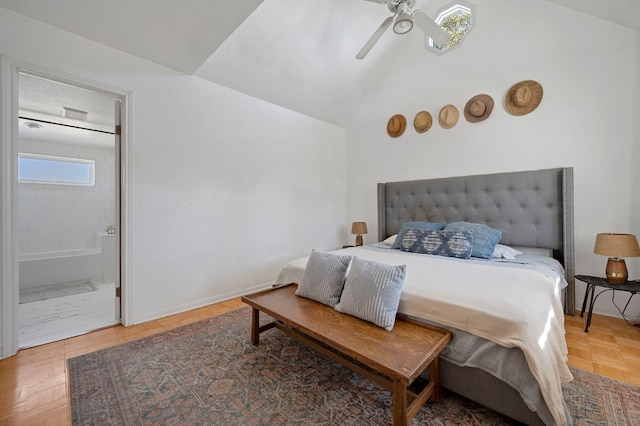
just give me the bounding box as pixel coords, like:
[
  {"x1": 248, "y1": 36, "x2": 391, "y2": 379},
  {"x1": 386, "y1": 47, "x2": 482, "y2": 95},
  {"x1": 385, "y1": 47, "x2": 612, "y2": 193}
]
[
  {"x1": 585, "y1": 286, "x2": 597, "y2": 332},
  {"x1": 580, "y1": 283, "x2": 592, "y2": 317}
]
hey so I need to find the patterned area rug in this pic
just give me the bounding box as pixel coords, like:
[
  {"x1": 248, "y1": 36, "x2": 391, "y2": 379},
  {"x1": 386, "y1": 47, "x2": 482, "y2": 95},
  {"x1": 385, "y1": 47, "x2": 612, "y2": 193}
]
[
  {"x1": 68, "y1": 307, "x2": 640, "y2": 425},
  {"x1": 19, "y1": 280, "x2": 97, "y2": 304}
]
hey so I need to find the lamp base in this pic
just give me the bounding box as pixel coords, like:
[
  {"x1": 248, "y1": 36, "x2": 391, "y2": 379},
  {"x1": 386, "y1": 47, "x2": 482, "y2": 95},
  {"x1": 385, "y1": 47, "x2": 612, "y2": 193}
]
[
  {"x1": 355, "y1": 234, "x2": 363, "y2": 246},
  {"x1": 606, "y1": 257, "x2": 628, "y2": 283}
]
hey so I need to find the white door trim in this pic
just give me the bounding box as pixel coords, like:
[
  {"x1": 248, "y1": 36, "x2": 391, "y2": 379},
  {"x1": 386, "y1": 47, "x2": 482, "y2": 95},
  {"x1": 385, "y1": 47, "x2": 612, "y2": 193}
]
[
  {"x1": 0, "y1": 56, "x2": 19, "y2": 359},
  {"x1": 0, "y1": 56, "x2": 134, "y2": 358}
]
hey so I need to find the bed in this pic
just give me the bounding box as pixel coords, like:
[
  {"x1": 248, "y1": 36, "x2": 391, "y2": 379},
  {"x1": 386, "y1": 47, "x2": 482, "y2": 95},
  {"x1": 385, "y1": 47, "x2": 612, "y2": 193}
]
[{"x1": 275, "y1": 167, "x2": 575, "y2": 426}]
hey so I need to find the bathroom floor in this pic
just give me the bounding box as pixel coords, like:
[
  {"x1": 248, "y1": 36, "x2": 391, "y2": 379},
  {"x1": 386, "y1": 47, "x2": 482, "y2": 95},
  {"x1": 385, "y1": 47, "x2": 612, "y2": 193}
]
[{"x1": 18, "y1": 281, "x2": 119, "y2": 348}]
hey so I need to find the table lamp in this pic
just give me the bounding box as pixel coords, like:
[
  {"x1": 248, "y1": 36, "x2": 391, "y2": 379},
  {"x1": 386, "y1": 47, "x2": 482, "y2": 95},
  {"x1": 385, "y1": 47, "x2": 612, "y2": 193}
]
[
  {"x1": 351, "y1": 222, "x2": 368, "y2": 246},
  {"x1": 593, "y1": 233, "x2": 640, "y2": 283}
]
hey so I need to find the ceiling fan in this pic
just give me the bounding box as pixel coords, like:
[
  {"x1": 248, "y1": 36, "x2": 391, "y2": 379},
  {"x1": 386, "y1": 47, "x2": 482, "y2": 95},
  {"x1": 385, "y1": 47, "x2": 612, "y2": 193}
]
[{"x1": 357, "y1": 0, "x2": 450, "y2": 59}]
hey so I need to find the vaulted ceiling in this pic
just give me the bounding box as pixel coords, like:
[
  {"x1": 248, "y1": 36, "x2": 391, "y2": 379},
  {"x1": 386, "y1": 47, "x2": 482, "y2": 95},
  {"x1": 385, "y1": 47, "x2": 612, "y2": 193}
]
[{"x1": 1, "y1": 0, "x2": 638, "y2": 128}]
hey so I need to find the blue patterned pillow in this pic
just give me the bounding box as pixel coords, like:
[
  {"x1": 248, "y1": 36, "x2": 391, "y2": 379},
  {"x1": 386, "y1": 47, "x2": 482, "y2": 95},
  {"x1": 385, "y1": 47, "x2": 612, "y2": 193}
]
[
  {"x1": 295, "y1": 250, "x2": 352, "y2": 307},
  {"x1": 335, "y1": 256, "x2": 406, "y2": 331},
  {"x1": 443, "y1": 222, "x2": 503, "y2": 259},
  {"x1": 400, "y1": 229, "x2": 474, "y2": 259},
  {"x1": 391, "y1": 222, "x2": 445, "y2": 249}
]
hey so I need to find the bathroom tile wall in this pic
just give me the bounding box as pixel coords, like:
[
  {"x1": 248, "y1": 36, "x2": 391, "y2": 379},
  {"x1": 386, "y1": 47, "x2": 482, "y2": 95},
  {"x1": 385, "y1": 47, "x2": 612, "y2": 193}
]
[{"x1": 18, "y1": 138, "x2": 116, "y2": 254}]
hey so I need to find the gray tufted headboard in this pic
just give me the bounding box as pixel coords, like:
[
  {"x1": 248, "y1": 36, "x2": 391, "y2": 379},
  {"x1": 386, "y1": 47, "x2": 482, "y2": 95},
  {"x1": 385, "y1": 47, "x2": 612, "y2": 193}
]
[{"x1": 377, "y1": 168, "x2": 575, "y2": 314}]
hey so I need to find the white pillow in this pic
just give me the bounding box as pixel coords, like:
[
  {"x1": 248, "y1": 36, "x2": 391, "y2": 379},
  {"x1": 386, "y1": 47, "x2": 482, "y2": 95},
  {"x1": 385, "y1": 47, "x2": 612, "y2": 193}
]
[
  {"x1": 383, "y1": 234, "x2": 397, "y2": 246},
  {"x1": 511, "y1": 246, "x2": 554, "y2": 257},
  {"x1": 491, "y1": 244, "x2": 523, "y2": 260}
]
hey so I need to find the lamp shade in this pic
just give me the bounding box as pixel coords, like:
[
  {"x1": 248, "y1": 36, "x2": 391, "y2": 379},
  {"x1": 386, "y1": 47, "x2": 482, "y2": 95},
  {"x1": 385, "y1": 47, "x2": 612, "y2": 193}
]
[
  {"x1": 351, "y1": 222, "x2": 368, "y2": 235},
  {"x1": 594, "y1": 233, "x2": 640, "y2": 257}
]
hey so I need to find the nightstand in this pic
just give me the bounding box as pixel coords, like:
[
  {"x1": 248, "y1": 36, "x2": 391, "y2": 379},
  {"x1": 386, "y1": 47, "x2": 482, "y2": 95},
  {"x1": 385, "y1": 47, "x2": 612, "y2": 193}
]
[{"x1": 576, "y1": 274, "x2": 640, "y2": 332}]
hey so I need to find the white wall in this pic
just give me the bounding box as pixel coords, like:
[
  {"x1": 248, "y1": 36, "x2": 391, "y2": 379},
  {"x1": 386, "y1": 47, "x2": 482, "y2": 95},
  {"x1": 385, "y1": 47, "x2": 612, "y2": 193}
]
[
  {"x1": 0, "y1": 7, "x2": 348, "y2": 324},
  {"x1": 347, "y1": 0, "x2": 640, "y2": 318}
]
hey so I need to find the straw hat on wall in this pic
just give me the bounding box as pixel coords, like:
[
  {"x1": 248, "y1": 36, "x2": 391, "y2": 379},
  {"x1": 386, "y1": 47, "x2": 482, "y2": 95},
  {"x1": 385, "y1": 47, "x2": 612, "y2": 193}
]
[
  {"x1": 438, "y1": 105, "x2": 459, "y2": 129},
  {"x1": 464, "y1": 94, "x2": 494, "y2": 122},
  {"x1": 505, "y1": 80, "x2": 543, "y2": 116},
  {"x1": 413, "y1": 111, "x2": 433, "y2": 133},
  {"x1": 387, "y1": 114, "x2": 407, "y2": 137}
]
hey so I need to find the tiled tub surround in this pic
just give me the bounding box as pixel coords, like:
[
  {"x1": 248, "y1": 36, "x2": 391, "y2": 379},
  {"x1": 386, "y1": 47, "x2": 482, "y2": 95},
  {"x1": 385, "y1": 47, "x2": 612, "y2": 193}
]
[
  {"x1": 18, "y1": 138, "x2": 115, "y2": 255},
  {"x1": 19, "y1": 232, "x2": 116, "y2": 289}
]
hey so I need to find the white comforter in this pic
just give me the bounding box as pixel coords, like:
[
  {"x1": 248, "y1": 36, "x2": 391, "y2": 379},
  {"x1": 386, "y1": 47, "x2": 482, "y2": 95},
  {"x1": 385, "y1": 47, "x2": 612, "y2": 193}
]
[{"x1": 275, "y1": 245, "x2": 573, "y2": 426}]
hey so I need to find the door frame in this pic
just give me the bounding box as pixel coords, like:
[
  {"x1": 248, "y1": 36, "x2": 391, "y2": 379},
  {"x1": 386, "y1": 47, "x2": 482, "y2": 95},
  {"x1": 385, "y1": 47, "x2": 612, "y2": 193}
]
[{"x1": 0, "y1": 56, "x2": 133, "y2": 358}]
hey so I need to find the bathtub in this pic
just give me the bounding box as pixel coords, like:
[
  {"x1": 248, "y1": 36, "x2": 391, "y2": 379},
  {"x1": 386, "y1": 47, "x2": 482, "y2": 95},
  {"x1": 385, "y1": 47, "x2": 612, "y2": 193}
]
[{"x1": 19, "y1": 233, "x2": 116, "y2": 289}]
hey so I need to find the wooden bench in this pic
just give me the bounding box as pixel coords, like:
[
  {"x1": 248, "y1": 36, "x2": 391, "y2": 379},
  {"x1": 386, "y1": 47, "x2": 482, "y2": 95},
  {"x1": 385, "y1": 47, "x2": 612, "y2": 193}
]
[{"x1": 241, "y1": 284, "x2": 451, "y2": 426}]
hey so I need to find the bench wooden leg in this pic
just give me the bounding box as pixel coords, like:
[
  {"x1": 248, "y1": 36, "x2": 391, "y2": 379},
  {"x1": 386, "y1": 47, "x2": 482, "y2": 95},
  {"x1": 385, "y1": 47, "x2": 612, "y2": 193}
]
[
  {"x1": 393, "y1": 379, "x2": 409, "y2": 426},
  {"x1": 430, "y1": 357, "x2": 442, "y2": 401},
  {"x1": 250, "y1": 307, "x2": 260, "y2": 345}
]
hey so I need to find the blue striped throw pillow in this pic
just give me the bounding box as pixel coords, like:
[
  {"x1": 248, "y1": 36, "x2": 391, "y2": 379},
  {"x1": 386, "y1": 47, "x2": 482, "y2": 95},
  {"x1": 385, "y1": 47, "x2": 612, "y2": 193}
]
[
  {"x1": 295, "y1": 250, "x2": 352, "y2": 307},
  {"x1": 335, "y1": 256, "x2": 406, "y2": 331}
]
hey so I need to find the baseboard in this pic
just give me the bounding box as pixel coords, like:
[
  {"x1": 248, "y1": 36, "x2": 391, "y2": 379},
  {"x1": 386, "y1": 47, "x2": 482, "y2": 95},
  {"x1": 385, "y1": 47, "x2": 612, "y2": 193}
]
[{"x1": 131, "y1": 281, "x2": 273, "y2": 325}]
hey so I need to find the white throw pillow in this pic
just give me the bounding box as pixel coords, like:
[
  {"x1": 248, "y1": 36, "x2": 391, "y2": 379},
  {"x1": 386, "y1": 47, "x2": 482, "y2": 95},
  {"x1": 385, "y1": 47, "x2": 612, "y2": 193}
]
[
  {"x1": 383, "y1": 234, "x2": 397, "y2": 246},
  {"x1": 492, "y1": 244, "x2": 523, "y2": 260}
]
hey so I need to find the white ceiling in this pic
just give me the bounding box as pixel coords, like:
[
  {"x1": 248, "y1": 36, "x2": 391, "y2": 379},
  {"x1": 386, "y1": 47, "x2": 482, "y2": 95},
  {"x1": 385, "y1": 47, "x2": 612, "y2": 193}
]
[
  {"x1": 542, "y1": 0, "x2": 640, "y2": 32},
  {"x1": 0, "y1": 0, "x2": 264, "y2": 75},
  {"x1": 2, "y1": 0, "x2": 638, "y2": 131}
]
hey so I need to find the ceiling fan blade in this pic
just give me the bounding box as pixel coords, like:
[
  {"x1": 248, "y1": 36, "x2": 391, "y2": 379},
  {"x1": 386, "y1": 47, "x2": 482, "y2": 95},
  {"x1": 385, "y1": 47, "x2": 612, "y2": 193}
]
[
  {"x1": 356, "y1": 16, "x2": 394, "y2": 59},
  {"x1": 412, "y1": 9, "x2": 450, "y2": 46}
]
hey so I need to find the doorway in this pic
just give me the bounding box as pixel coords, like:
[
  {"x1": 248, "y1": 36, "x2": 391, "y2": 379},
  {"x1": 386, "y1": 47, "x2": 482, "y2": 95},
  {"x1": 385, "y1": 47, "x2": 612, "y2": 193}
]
[{"x1": 16, "y1": 71, "x2": 122, "y2": 348}]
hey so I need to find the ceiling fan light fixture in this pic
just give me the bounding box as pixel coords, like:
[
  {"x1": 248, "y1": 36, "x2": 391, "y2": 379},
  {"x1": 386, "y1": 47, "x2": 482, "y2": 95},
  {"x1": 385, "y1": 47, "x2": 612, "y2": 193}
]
[
  {"x1": 393, "y1": 12, "x2": 413, "y2": 34},
  {"x1": 356, "y1": 0, "x2": 445, "y2": 59},
  {"x1": 393, "y1": 2, "x2": 413, "y2": 34}
]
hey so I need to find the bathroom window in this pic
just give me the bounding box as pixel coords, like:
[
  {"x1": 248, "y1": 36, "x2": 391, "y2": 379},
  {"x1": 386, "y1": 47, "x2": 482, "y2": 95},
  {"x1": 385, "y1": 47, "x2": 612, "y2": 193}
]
[{"x1": 18, "y1": 153, "x2": 95, "y2": 186}]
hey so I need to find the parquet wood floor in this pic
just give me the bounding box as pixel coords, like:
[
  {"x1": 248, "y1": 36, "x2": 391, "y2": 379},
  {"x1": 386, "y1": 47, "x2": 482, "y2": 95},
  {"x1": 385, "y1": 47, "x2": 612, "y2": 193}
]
[
  {"x1": 0, "y1": 299, "x2": 638, "y2": 425},
  {"x1": 565, "y1": 309, "x2": 640, "y2": 386}
]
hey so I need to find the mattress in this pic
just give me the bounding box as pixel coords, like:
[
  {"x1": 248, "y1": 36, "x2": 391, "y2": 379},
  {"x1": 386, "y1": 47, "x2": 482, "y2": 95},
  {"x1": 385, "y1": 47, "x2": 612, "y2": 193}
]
[{"x1": 275, "y1": 244, "x2": 573, "y2": 426}]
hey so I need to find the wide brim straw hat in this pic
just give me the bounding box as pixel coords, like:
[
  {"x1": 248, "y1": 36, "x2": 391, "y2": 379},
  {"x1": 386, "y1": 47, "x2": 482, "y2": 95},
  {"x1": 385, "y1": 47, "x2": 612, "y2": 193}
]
[
  {"x1": 505, "y1": 80, "x2": 543, "y2": 116},
  {"x1": 438, "y1": 104, "x2": 459, "y2": 129},
  {"x1": 387, "y1": 114, "x2": 407, "y2": 137},
  {"x1": 414, "y1": 111, "x2": 433, "y2": 133},
  {"x1": 464, "y1": 94, "x2": 494, "y2": 122}
]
